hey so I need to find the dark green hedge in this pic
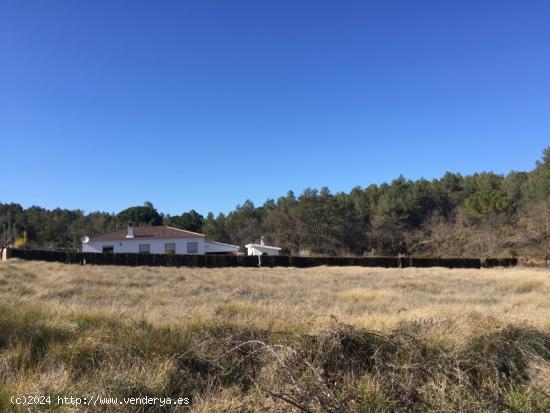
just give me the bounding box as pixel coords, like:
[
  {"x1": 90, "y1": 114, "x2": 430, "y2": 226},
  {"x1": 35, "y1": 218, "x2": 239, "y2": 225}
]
[
  {"x1": 10, "y1": 249, "x2": 67, "y2": 263},
  {"x1": 407, "y1": 257, "x2": 441, "y2": 267},
  {"x1": 439, "y1": 257, "x2": 482, "y2": 269},
  {"x1": 482, "y1": 257, "x2": 518, "y2": 268},
  {"x1": 8, "y1": 249, "x2": 516, "y2": 269}
]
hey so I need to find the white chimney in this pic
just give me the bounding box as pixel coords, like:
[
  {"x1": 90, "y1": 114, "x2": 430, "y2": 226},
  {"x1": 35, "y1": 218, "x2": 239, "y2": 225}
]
[
  {"x1": 260, "y1": 236, "x2": 265, "y2": 246},
  {"x1": 127, "y1": 223, "x2": 134, "y2": 238}
]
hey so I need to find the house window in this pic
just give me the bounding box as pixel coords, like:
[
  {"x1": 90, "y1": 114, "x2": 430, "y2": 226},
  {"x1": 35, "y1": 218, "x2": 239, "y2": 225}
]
[
  {"x1": 187, "y1": 242, "x2": 198, "y2": 254},
  {"x1": 165, "y1": 243, "x2": 176, "y2": 254},
  {"x1": 102, "y1": 245, "x2": 114, "y2": 253},
  {"x1": 139, "y1": 244, "x2": 150, "y2": 254}
]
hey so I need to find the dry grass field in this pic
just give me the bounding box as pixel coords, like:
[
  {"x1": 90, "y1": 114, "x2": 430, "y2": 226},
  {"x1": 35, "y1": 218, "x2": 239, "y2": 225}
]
[{"x1": 1, "y1": 260, "x2": 549, "y2": 412}]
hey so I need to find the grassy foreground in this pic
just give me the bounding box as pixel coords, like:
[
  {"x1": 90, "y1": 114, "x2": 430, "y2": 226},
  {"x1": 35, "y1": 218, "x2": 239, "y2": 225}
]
[{"x1": 0, "y1": 261, "x2": 549, "y2": 412}]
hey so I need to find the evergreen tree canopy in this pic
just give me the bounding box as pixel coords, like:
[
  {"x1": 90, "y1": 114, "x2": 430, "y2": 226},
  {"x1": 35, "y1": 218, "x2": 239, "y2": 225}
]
[{"x1": 116, "y1": 202, "x2": 162, "y2": 226}]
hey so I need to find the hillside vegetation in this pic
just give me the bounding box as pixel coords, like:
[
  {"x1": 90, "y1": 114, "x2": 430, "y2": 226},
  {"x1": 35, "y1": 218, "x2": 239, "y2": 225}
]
[
  {"x1": 1, "y1": 261, "x2": 549, "y2": 411},
  {"x1": 2, "y1": 148, "x2": 550, "y2": 258}
]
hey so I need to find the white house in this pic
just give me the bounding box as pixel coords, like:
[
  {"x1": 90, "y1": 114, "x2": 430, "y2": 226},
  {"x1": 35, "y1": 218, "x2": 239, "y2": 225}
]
[
  {"x1": 245, "y1": 236, "x2": 281, "y2": 256},
  {"x1": 81, "y1": 224, "x2": 239, "y2": 255}
]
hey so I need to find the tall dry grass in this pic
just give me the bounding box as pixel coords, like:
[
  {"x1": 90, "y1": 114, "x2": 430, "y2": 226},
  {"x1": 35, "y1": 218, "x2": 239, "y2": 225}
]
[{"x1": 0, "y1": 260, "x2": 549, "y2": 412}]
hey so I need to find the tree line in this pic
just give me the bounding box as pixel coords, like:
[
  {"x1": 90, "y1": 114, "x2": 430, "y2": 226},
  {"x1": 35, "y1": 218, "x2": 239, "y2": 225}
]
[{"x1": 2, "y1": 148, "x2": 550, "y2": 258}]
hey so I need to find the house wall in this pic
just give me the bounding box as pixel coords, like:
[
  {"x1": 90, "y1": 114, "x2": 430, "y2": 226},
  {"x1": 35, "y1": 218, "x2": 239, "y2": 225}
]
[{"x1": 82, "y1": 237, "x2": 206, "y2": 254}]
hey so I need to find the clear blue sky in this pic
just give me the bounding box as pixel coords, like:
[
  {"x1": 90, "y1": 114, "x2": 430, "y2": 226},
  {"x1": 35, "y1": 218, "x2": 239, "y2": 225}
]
[{"x1": 1, "y1": 1, "x2": 549, "y2": 216}]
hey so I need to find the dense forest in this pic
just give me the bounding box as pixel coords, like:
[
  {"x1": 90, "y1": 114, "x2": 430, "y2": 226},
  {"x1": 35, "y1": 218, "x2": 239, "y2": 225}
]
[{"x1": 2, "y1": 148, "x2": 550, "y2": 258}]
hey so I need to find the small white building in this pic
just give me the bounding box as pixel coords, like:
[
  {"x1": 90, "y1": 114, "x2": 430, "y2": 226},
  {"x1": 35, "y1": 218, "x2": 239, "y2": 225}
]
[
  {"x1": 81, "y1": 224, "x2": 239, "y2": 255},
  {"x1": 245, "y1": 236, "x2": 281, "y2": 256}
]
